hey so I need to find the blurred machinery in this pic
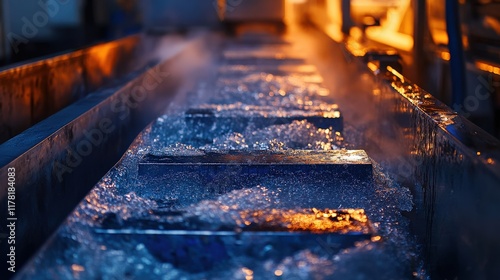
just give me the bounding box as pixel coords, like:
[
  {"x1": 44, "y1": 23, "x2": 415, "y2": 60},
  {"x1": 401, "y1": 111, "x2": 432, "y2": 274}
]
[
  {"x1": 221, "y1": 0, "x2": 286, "y2": 34},
  {"x1": 0, "y1": 0, "x2": 141, "y2": 65},
  {"x1": 140, "y1": 0, "x2": 219, "y2": 33},
  {"x1": 305, "y1": 0, "x2": 500, "y2": 138},
  {"x1": 140, "y1": 0, "x2": 286, "y2": 34}
]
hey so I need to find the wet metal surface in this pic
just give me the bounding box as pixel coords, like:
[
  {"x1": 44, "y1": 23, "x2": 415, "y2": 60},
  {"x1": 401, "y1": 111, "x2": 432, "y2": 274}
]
[
  {"x1": 375, "y1": 65, "x2": 500, "y2": 279},
  {"x1": 0, "y1": 36, "x2": 139, "y2": 144},
  {"x1": 185, "y1": 103, "x2": 342, "y2": 133},
  {"x1": 140, "y1": 150, "x2": 369, "y2": 165},
  {"x1": 97, "y1": 208, "x2": 372, "y2": 233},
  {"x1": 139, "y1": 150, "x2": 372, "y2": 188},
  {"x1": 94, "y1": 208, "x2": 373, "y2": 273}
]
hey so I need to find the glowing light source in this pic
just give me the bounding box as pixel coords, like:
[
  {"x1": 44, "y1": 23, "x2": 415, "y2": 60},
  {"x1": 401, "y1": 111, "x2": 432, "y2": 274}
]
[
  {"x1": 242, "y1": 267, "x2": 254, "y2": 280},
  {"x1": 237, "y1": 208, "x2": 370, "y2": 234},
  {"x1": 440, "y1": 51, "x2": 451, "y2": 61},
  {"x1": 371, "y1": 236, "x2": 382, "y2": 242},
  {"x1": 475, "y1": 61, "x2": 500, "y2": 75},
  {"x1": 71, "y1": 264, "x2": 85, "y2": 272},
  {"x1": 367, "y1": 62, "x2": 379, "y2": 73}
]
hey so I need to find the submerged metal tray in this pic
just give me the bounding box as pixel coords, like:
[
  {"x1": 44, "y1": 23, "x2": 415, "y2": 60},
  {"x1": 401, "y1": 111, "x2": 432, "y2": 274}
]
[
  {"x1": 139, "y1": 149, "x2": 372, "y2": 182},
  {"x1": 185, "y1": 104, "x2": 343, "y2": 134},
  {"x1": 95, "y1": 208, "x2": 375, "y2": 272}
]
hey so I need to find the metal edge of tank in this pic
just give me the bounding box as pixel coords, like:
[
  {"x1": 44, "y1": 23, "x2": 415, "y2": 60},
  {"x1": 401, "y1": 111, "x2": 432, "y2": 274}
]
[
  {"x1": 344, "y1": 41, "x2": 500, "y2": 278},
  {"x1": 0, "y1": 35, "x2": 140, "y2": 144}
]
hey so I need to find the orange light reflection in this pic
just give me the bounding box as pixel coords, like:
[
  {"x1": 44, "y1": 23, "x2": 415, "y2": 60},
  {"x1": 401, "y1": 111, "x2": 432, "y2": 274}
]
[{"x1": 238, "y1": 208, "x2": 370, "y2": 234}]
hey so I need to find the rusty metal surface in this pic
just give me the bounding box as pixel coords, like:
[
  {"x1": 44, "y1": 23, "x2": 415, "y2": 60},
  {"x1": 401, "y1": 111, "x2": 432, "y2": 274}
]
[{"x1": 0, "y1": 35, "x2": 139, "y2": 144}]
